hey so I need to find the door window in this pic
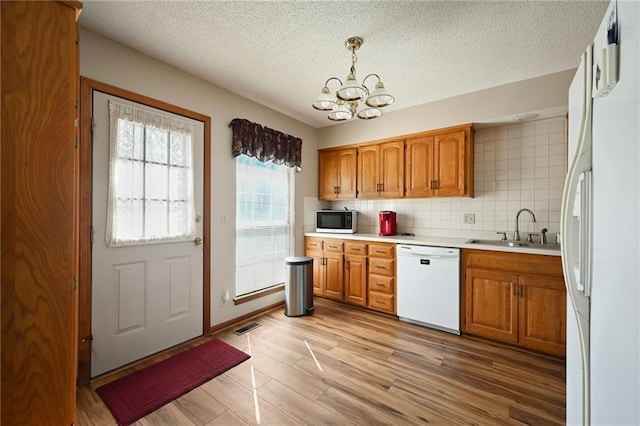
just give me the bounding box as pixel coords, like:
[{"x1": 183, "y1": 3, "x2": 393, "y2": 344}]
[{"x1": 106, "y1": 100, "x2": 196, "y2": 247}]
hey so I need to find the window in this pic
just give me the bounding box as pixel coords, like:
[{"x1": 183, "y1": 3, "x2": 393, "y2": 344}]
[
  {"x1": 235, "y1": 154, "x2": 293, "y2": 296},
  {"x1": 106, "y1": 101, "x2": 196, "y2": 247}
]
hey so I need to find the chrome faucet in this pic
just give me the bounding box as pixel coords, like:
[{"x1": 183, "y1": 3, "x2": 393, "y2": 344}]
[{"x1": 514, "y1": 208, "x2": 536, "y2": 241}]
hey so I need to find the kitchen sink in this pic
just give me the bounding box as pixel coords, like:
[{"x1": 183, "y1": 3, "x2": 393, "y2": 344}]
[{"x1": 465, "y1": 239, "x2": 561, "y2": 250}]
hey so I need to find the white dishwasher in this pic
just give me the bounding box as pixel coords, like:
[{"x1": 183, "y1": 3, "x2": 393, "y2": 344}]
[{"x1": 396, "y1": 244, "x2": 460, "y2": 334}]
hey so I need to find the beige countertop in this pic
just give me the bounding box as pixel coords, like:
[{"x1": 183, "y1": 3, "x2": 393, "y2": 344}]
[{"x1": 304, "y1": 232, "x2": 561, "y2": 256}]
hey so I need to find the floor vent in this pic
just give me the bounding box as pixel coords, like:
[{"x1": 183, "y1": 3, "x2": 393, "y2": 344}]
[{"x1": 233, "y1": 322, "x2": 261, "y2": 335}]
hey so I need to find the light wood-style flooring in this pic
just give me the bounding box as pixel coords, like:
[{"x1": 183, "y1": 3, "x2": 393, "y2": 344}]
[{"x1": 77, "y1": 298, "x2": 566, "y2": 425}]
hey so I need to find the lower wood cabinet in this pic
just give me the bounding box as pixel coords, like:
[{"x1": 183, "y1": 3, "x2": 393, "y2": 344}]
[
  {"x1": 344, "y1": 242, "x2": 368, "y2": 306},
  {"x1": 462, "y1": 249, "x2": 566, "y2": 356},
  {"x1": 305, "y1": 237, "x2": 397, "y2": 314},
  {"x1": 306, "y1": 237, "x2": 344, "y2": 300},
  {"x1": 367, "y1": 243, "x2": 396, "y2": 314}
]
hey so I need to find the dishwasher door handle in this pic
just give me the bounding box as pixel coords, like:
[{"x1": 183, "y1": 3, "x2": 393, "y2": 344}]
[{"x1": 411, "y1": 255, "x2": 458, "y2": 261}]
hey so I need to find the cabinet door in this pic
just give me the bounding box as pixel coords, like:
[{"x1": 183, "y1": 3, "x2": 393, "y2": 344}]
[
  {"x1": 344, "y1": 254, "x2": 367, "y2": 306},
  {"x1": 434, "y1": 130, "x2": 466, "y2": 196},
  {"x1": 464, "y1": 269, "x2": 519, "y2": 343},
  {"x1": 318, "y1": 150, "x2": 338, "y2": 200},
  {"x1": 1, "y1": 1, "x2": 81, "y2": 424},
  {"x1": 519, "y1": 275, "x2": 566, "y2": 356},
  {"x1": 405, "y1": 136, "x2": 435, "y2": 198},
  {"x1": 357, "y1": 145, "x2": 380, "y2": 198},
  {"x1": 336, "y1": 148, "x2": 357, "y2": 199},
  {"x1": 323, "y1": 251, "x2": 344, "y2": 300},
  {"x1": 379, "y1": 141, "x2": 404, "y2": 198},
  {"x1": 307, "y1": 249, "x2": 325, "y2": 296}
]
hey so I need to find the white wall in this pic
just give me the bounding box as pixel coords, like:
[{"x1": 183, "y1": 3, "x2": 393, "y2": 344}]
[
  {"x1": 80, "y1": 27, "x2": 574, "y2": 328},
  {"x1": 80, "y1": 29, "x2": 318, "y2": 327},
  {"x1": 307, "y1": 117, "x2": 567, "y2": 240},
  {"x1": 317, "y1": 69, "x2": 574, "y2": 149}
]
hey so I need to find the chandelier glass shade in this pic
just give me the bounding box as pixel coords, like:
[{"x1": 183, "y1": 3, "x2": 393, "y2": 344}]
[{"x1": 312, "y1": 37, "x2": 395, "y2": 121}]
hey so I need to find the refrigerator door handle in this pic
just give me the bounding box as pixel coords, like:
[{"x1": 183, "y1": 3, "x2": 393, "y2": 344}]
[
  {"x1": 561, "y1": 43, "x2": 593, "y2": 426},
  {"x1": 579, "y1": 171, "x2": 593, "y2": 297}
]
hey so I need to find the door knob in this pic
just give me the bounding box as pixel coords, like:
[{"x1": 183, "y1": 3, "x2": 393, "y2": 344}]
[{"x1": 194, "y1": 237, "x2": 204, "y2": 246}]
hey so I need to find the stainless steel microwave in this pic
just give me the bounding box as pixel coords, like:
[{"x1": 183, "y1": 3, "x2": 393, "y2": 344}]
[{"x1": 316, "y1": 210, "x2": 358, "y2": 234}]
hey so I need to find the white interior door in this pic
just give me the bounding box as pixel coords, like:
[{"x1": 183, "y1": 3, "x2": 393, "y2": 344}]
[{"x1": 91, "y1": 92, "x2": 204, "y2": 377}]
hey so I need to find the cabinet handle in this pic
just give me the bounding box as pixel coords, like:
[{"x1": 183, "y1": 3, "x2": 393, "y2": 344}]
[
  {"x1": 375, "y1": 282, "x2": 385, "y2": 286},
  {"x1": 376, "y1": 265, "x2": 385, "y2": 269},
  {"x1": 375, "y1": 300, "x2": 385, "y2": 305},
  {"x1": 519, "y1": 285, "x2": 524, "y2": 297},
  {"x1": 513, "y1": 283, "x2": 517, "y2": 296},
  {"x1": 345, "y1": 261, "x2": 350, "y2": 270}
]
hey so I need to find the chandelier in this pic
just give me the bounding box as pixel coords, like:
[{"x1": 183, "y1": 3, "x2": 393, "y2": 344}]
[{"x1": 312, "y1": 37, "x2": 395, "y2": 121}]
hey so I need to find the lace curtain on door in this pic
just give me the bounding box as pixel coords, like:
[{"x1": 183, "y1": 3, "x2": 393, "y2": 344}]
[{"x1": 106, "y1": 101, "x2": 196, "y2": 248}]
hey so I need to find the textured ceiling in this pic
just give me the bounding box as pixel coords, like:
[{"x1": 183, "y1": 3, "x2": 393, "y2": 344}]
[{"x1": 79, "y1": 1, "x2": 608, "y2": 129}]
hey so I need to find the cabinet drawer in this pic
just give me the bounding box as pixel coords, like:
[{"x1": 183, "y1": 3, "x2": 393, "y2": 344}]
[
  {"x1": 368, "y1": 292, "x2": 395, "y2": 313},
  {"x1": 324, "y1": 240, "x2": 344, "y2": 252},
  {"x1": 369, "y1": 244, "x2": 394, "y2": 258},
  {"x1": 368, "y1": 274, "x2": 394, "y2": 294},
  {"x1": 463, "y1": 249, "x2": 563, "y2": 278},
  {"x1": 369, "y1": 257, "x2": 394, "y2": 277},
  {"x1": 305, "y1": 237, "x2": 323, "y2": 251},
  {"x1": 345, "y1": 242, "x2": 367, "y2": 255}
]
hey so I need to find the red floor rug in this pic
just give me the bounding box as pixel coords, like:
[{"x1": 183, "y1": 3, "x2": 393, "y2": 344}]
[{"x1": 96, "y1": 339, "x2": 250, "y2": 425}]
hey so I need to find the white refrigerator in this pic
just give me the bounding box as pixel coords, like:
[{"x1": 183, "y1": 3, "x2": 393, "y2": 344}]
[{"x1": 562, "y1": 0, "x2": 639, "y2": 425}]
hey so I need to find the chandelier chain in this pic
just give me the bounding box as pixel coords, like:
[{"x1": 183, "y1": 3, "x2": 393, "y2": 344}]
[{"x1": 351, "y1": 51, "x2": 358, "y2": 75}]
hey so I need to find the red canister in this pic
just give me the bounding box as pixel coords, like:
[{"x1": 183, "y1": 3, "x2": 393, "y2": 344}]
[{"x1": 378, "y1": 211, "x2": 397, "y2": 236}]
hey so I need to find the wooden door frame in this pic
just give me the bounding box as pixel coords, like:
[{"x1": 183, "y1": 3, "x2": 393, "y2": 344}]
[{"x1": 77, "y1": 77, "x2": 212, "y2": 384}]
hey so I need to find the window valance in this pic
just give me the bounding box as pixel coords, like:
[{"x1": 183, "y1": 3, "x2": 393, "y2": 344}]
[{"x1": 230, "y1": 118, "x2": 302, "y2": 170}]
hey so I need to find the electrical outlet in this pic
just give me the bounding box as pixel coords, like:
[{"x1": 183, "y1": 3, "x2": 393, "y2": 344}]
[{"x1": 463, "y1": 213, "x2": 476, "y2": 224}]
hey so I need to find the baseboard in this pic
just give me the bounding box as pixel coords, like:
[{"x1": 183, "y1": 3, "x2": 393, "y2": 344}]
[{"x1": 206, "y1": 301, "x2": 284, "y2": 335}]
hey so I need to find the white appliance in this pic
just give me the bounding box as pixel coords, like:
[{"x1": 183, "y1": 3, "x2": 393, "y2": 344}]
[
  {"x1": 562, "y1": 1, "x2": 639, "y2": 424},
  {"x1": 396, "y1": 244, "x2": 460, "y2": 334}
]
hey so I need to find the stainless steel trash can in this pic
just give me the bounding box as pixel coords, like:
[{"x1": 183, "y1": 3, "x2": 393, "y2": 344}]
[{"x1": 284, "y1": 256, "x2": 314, "y2": 317}]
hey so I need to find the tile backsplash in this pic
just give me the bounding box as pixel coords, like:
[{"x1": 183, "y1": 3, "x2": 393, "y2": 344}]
[{"x1": 304, "y1": 116, "x2": 567, "y2": 240}]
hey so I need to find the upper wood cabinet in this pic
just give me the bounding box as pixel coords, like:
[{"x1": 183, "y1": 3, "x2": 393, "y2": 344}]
[
  {"x1": 318, "y1": 148, "x2": 357, "y2": 200},
  {"x1": 357, "y1": 141, "x2": 404, "y2": 198},
  {"x1": 317, "y1": 123, "x2": 473, "y2": 200},
  {"x1": 1, "y1": 1, "x2": 82, "y2": 424},
  {"x1": 405, "y1": 125, "x2": 474, "y2": 198},
  {"x1": 405, "y1": 135, "x2": 435, "y2": 198}
]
